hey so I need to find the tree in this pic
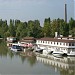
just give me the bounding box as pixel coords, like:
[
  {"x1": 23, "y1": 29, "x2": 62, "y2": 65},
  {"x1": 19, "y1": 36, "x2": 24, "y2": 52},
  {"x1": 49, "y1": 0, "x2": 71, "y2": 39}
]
[
  {"x1": 33, "y1": 20, "x2": 42, "y2": 38},
  {"x1": 2, "y1": 20, "x2": 8, "y2": 37},
  {"x1": 9, "y1": 19, "x2": 16, "y2": 37},
  {"x1": 59, "y1": 19, "x2": 69, "y2": 36},
  {"x1": 69, "y1": 28, "x2": 75, "y2": 36},
  {"x1": 27, "y1": 20, "x2": 34, "y2": 37},
  {"x1": 14, "y1": 20, "x2": 20, "y2": 30},
  {"x1": 16, "y1": 22, "x2": 28, "y2": 39},
  {"x1": 51, "y1": 19, "x2": 58, "y2": 37},
  {"x1": 0, "y1": 20, "x2": 8, "y2": 38},
  {"x1": 43, "y1": 17, "x2": 51, "y2": 37},
  {"x1": 69, "y1": 18, "x2": 75, "y2": 35}
]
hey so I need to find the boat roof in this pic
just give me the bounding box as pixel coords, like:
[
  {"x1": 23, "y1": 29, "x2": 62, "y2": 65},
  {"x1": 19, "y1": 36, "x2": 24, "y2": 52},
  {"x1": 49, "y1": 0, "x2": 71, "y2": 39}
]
[
  {"x1": 22, "y1": 37, "x2": 35, "y2": 40},
  {"x1": 37, "y1": 37, "x2": 75, "y2": 43}
]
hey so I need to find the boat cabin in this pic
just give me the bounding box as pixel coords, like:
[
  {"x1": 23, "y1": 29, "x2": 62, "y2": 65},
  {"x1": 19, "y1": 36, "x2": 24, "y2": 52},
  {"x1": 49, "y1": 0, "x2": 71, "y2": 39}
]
[{"x1": 19, "y1": 37, "x2": 36, "y2": 48}]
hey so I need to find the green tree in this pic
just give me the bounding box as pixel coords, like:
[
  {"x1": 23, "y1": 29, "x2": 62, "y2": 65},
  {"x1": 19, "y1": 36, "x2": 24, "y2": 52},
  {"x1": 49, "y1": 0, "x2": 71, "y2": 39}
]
[
  {"x1": 33, "y1": 20, "x2": 42, "y2": 38},
  {"x1": 15, "y1": 20, "x2": 20, "y2": 30},
  {"x1": 2, "y1": 20, "x2": 8, "y2": 37},
  {"x1": 27, "y1": 20, "x2": 34, "y2": 37},
  {"x1": 69, "y1": 18, "x2": 75, "y2": 35},
  {"x1": 0, "y1": 20, "x2": 8, "y2": 38},
  {"x1": 16, "y1": 22, "x2": 28, "y2": 39},
  {"x1": 51, "y1": 19, "x2": 58, "y2": 37},
  {"x1": 43, "y1": 17, "x2": 51, "y2": 37},
  {"x1": 9, "y1": 19, "x2": 16, "y2": 37}
]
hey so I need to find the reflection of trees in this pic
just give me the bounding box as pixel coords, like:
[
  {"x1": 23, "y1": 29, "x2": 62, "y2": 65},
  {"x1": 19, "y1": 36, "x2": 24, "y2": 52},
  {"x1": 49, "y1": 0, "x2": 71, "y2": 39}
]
[
  {"x1": 60, "y1": 68, "x2": 75, "y2": 75},
  {"x1": 20, "y1": 51, "x2": 36, "y2": 66},
  {"x1": 26, "y1": 51, "x2": 36, "y2": 66},
  {"x1": 8, "y1": 50, "x2": 14, "y2": 59},
  {"x1": 27, "y1": 56, "x2": 36, "y2": 66},
  {"x1": 59, "y1": 58, "x2": 75, "y2": 75},
  {"x1": 0, "y1": 41, "x2": 8, "y2": 57},
  {"x1": 20, "y1": 55, "x2": 26, "y2": 64}
]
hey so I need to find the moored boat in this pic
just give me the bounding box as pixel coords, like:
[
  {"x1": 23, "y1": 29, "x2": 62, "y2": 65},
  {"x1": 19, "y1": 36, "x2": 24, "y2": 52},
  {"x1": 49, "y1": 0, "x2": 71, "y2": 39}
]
[
  {"x1": 36, "y1": 32, "x2": 75, "y2": 56},
  {"x1": 34, "y1": 47, "x2": 43, "y2": 54},
  {"x1": 52, "y1": 50, "x2": 64, "y2": 57},
  {"x1": 10, "y1": 43, "x2": 23, "y2": 52},
  {"x1": 67, "y1": 50, "x2": 75, "y2": 56}
]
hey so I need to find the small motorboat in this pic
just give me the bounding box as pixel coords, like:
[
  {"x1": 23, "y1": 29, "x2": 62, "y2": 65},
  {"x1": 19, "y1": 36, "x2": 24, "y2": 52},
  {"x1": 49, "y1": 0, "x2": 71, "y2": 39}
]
[
  {"x1": 52, "y1": 49, "x2": 64, "y2": 58},
  {"x1": 10, "y1": 44, "x2": 23, "y2": 52},
  {"x1": 34, "y1": 47, "x2": 43, "y2": 54}
]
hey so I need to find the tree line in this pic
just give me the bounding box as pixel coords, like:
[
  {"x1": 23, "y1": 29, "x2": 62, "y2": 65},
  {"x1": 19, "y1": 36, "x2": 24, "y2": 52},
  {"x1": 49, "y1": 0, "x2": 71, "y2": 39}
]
[{"x1": 0, "y1": 18, "x2": 75, "y2": 39}]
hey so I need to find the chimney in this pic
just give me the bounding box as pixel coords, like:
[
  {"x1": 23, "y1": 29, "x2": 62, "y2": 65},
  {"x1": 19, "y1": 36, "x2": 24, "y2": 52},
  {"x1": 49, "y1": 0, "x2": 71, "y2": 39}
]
[
  {"x1": 55, "y1": 32, "x2": 58, "y2": 37},
  {"x1": 65, "y1": 4, "x2": 67, "y2": 23}
]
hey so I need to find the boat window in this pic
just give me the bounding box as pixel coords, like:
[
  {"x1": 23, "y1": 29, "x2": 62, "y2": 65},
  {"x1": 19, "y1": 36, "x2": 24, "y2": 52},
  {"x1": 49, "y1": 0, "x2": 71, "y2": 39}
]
[
  {"x1": 66, "y1": 43, "x2": 68, "y2": 46},
  {"x1": 12, "y1": 45, "x2": 21, "y2": 49},
  {"x1": 63, "y1": 43, "x2": 65, "y2": 45},
  {"x1": 41, "y1": 41, "x2": 42, "y2": 43},
  {"x1": 60, "y1": 43, "x2": 61, "y2": 45},
  {"x1": 69, "y1": 43, "x2": 71, "y2": 46},
  {"x1": 16, "y1": 46, "x2": 21, "y2": 49},
  {"x1": 57, "y1": 42, "x2": 58, "y2": 45},
  {"x1": 72, "y1": 43, "x2": 74, "y2": 46},
  {"x1": 43, "y1": 41, "x2": 44, "y2": 43},
  {"x1": 48, "y1": 41, "x2": 49, "y2": 44},
  {"x1": 12, "y1": 45, "x2": 16, "y2": 49}
]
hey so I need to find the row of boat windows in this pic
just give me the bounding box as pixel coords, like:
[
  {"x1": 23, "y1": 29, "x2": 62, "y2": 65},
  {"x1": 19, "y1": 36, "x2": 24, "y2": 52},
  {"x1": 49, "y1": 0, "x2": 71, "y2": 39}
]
[{"x1": 37, "y1": 40, "x2": 75, "y2": 46}]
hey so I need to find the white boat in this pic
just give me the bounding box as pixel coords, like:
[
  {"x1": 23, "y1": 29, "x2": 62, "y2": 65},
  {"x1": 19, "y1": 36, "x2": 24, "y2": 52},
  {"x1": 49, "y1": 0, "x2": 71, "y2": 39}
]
[
  {"x1": 52, "y1": 50, "x2": 64, "y2": 57},
  {"x1": 67, "y1": 50, "x2": 75, "y2": 56},
  {"x1": 34, "y1": 47, "x2": 43, "y2": 53},
  {"x1": 42, "y1": 47, "x2": 53, "y2": 55},
  {"x1": 36, "y1": 32, "x2": 75, "y2": 56},
  {"x1": 10, "y1": 44, "x2": 23, "y2": 52}
]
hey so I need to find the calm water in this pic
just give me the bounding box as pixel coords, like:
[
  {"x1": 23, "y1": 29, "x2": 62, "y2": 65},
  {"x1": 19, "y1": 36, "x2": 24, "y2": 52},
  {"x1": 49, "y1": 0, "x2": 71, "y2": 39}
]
[{"x1": 0, "y1": 41, "x2": 75, "y2": 75}]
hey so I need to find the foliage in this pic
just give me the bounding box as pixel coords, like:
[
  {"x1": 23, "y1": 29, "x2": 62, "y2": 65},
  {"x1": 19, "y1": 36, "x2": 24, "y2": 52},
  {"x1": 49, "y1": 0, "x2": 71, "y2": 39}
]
[
  {"x1": 43, "y1": 17, "x2": 51, "y2": 37},
  {"x1": 0, "y1": 18, "x2": 75, "y2": 39}
]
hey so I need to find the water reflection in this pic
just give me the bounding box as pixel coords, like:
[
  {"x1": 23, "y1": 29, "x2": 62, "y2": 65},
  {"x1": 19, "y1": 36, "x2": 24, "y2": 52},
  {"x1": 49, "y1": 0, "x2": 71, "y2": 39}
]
[
  {"x1": 20, "y1": 51, "x2": 36, "y2": 66},
  {"x1": 0, "y1": 41, "x2": 75, "y2": 75},
  {"x1": 36, "y1": 55, "x2": 75, "y2": 75},
  {"x1": 0, "y1": 41, "x2": 36, "y2": 66},
  {"x1": 0, "y1": 41, "x2": 8, "y2": 57}
]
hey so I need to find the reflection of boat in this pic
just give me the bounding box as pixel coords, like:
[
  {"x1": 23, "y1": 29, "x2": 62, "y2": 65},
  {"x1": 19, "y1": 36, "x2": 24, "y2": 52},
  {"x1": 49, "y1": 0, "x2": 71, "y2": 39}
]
[
  {"x1": 36, "y1": 55, "x2": 75, "y2": 70},
  {"x1": 10, "y1": 44, "x2": 23, "y2": 52},
  {"x1": 20, "y1": 51, "x2": 36, "y2": 57}
]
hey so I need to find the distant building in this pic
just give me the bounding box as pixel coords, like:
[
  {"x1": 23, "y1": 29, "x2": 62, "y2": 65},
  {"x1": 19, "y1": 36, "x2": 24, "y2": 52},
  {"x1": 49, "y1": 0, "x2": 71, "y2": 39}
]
[
  {"x1": 20, "y1": 37, "x2": 36, "y2": 43},
  {"x1": 7, "y1": 37, "x2": 17, "y2": 43}
]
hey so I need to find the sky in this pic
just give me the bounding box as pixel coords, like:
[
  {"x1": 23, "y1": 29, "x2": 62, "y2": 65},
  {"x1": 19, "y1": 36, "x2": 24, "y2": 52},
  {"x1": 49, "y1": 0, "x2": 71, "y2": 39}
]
[{"x1": 0, "y1": 0, "x2": 74, "y2": 25}]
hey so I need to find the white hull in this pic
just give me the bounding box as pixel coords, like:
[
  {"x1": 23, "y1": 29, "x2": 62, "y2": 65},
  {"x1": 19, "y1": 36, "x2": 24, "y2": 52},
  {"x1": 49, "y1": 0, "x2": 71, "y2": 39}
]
[
  {"x1": 11, "y1": 48, "x2": 22, "y2": 52},
  {"x1": 10, "y1": 44, "x2": 22, "y2": 52},
  {"x1": 67, "y1": 51, "x2": 75, "y2": 56},
  {"x1": 52, "y1": 50, "x2": 64, "y2": 57}
]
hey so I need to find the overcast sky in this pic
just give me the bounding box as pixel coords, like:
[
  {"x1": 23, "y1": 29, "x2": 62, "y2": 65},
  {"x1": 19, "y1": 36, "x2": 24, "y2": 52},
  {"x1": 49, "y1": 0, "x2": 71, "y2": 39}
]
[{"x1": 0, "y1": 0, "x2": 74, "y2": 25}]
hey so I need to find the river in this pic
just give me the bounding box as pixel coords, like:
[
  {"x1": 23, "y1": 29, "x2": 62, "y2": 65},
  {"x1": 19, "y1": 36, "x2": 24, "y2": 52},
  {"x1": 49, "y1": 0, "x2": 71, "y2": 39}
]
[{"x1": 0, "y1": 41, "x2": 75, "y2": 75}]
